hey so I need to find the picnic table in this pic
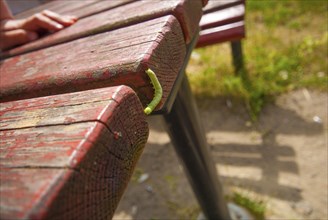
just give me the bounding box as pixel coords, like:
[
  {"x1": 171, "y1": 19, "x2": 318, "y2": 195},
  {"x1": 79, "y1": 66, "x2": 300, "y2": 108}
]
[{"x1": 0, "y1": 0, "x2": 232, "y2": 219}]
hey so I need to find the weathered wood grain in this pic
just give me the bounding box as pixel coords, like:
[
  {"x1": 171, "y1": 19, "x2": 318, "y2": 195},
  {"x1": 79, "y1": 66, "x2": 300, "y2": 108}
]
[
  {"x1": 14, "y1": 0, "x2": 97, "y2": 19},
  {"x1": 0, "y1": 86, "x2": 149, "y2": 219},
  {"x1": 3, "y1": 0, "x2": 202, "y2": 58},
  {"x1": 15, "y1": 0, "x2": 134, "y2": 20},
  {"x1": 0, "y1": 15, "x2": 186, "y2": 112},
  {"x1": 200, "y1": 4, "x2": 245, "y2": 30},
  {"x1": 66, "y1": 0, "x2": 134, "y2": 18}
]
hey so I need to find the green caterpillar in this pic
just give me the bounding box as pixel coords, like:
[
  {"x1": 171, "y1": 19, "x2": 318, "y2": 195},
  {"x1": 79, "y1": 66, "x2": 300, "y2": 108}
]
[{"x1": 144, "y1": 68, "x2": 162, "y2": 115}]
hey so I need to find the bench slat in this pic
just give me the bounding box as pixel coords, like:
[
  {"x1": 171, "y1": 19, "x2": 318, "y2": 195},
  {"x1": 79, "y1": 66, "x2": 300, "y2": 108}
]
[
  {"x1": 3, "y1": 0, "x2": 202, "y2": 58},
  {"x1": 0, "y1": 86, "x2": 149, "y2": 219},
  {"x1": 197, "y1": 0, "x2": 246, "y2": 49},
  {"x1": 14, "y1": 0, "x2": 98, "y2": 19},
  {"x1": 200, "y1": 4, "x2": 245, "y2": 30},
  {"x1": 0, "y1": 15, "x2": 186, "y2": 113},
  {"x1": 15, "y1": 0, "x2": 134, "y2": 20},
  {"x1": 196, "y1": 21, "x2": 245, "y2": 48},
  {"x1": 203, "y1": 0, "x2": 244, "y2": 13}
]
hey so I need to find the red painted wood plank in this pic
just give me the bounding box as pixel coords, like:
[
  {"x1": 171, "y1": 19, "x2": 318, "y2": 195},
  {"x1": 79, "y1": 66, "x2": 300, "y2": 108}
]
[
  {"x1": 3, "y1": 0, "x2": 202, "y2": 58},
  {"x1": 66, "y1": 0, "x2": 134, "y2": 18},
  {"x1": 0, "y1": 86, "x2": 149, "y2": 219},
  {"x1": 203, "y1": 0, "x2": 244, "y2": 13},
  {"x1": 200, "y1": 4, "x2": 245, "y2": 30},
  {"x1": 14, "y1": 0, "x2": 97, "y2": 19},
  {"x1": 15, "y1": 0, "x2": 134, "y2": 20},
  {"x1": 196, "y1": 21, "x2": 245, "y2": 48},
  {"x1": 0, "y1": 15, "x2": 186, "y2": 112}
]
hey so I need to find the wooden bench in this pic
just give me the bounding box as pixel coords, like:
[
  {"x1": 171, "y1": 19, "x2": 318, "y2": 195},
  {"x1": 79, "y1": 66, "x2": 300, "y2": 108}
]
[
  {"x1": 197, "y1": 0, "x2": 246, "y2": 73},
  {"x1": 0, "y1": 0, "x2": 233, "y2": 219}
]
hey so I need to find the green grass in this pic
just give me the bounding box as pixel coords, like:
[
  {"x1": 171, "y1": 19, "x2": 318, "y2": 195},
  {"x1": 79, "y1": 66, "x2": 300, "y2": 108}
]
[
  {"x1": 166, "y1": 201, "x2": 200, "y2": 220},
  {"x1": 187, "y1": 0, "x2": 328, "y2": 119},
  {"x1": 130, "y1": 168, "x2": 144, "y2": 183},
  {"x1": 231, "y1": 192, "x2": 266, "y2": 220}
]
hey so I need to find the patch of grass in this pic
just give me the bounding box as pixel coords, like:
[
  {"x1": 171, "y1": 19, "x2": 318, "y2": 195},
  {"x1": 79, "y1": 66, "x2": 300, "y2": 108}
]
[
  {"x1": 187, "y1": 0, "x2": 327, "y2": 119},
  {"x1": 166, "y1": 200, "x2": 200, "y2": 220},
  {"x1": 231, "y1": 192, "x2": 266, "y2": 220},
  {"x1": 131, "y1": 168, "x2": 144, "y2": 183},
  {"x1": 247, "y1": 0, "x2": 326, "y2": 28},
  {"x1": 164, "y1": 175, "x2": 177, "y2": 192}
]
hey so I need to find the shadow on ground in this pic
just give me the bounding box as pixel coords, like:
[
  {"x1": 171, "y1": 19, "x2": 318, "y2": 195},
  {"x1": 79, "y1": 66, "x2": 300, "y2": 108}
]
[{"x1": 114, "y1": 90, "x2": 327, "y2": 220}]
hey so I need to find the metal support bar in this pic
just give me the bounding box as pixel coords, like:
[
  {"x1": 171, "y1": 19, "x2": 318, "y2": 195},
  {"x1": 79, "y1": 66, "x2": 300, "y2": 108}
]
[
  {"x1": 230, "y1": 40, "x2": 244, "y2": 74},
  {"x1": 155, "y1": 32, "x2": 199, "y2": 115},
  {"x1": 163, "y1": 74, "x2": 231, "y2": 220}
]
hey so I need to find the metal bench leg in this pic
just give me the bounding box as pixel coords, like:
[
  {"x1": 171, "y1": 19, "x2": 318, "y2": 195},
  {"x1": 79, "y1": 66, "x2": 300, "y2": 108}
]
[
  {"x1": 230, "y1": 40, "x2": 244, "y2": 74},
  {"x1": 163, "y1": 74, "x2": 231, "y2": 220}
]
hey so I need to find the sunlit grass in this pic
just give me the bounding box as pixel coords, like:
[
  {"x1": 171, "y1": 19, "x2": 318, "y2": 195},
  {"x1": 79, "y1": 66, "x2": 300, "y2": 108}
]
[
  {"x1": 187, "y1": 0, "x2": 328, "y2": 119},
  {"x1": 231, "y1": 192, "x2": 266, "y2": 220}
]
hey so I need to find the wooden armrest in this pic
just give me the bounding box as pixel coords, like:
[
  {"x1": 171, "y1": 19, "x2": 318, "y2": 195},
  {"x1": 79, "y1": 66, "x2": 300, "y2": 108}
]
[{"x1": 0, "y1": 86, "x2": 149, "y2": 220}]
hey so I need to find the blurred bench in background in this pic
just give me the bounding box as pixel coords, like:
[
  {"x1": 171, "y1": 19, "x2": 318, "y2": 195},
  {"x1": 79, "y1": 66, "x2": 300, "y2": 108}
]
[{"x1": 197, "y1": 0, "x2": 246, "y2": 73}]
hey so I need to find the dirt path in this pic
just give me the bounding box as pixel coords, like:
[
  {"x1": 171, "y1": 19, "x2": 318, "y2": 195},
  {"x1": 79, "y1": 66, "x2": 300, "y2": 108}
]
[{"x1": 113, "y1": 89, "x2": 327, "y2": 220}]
